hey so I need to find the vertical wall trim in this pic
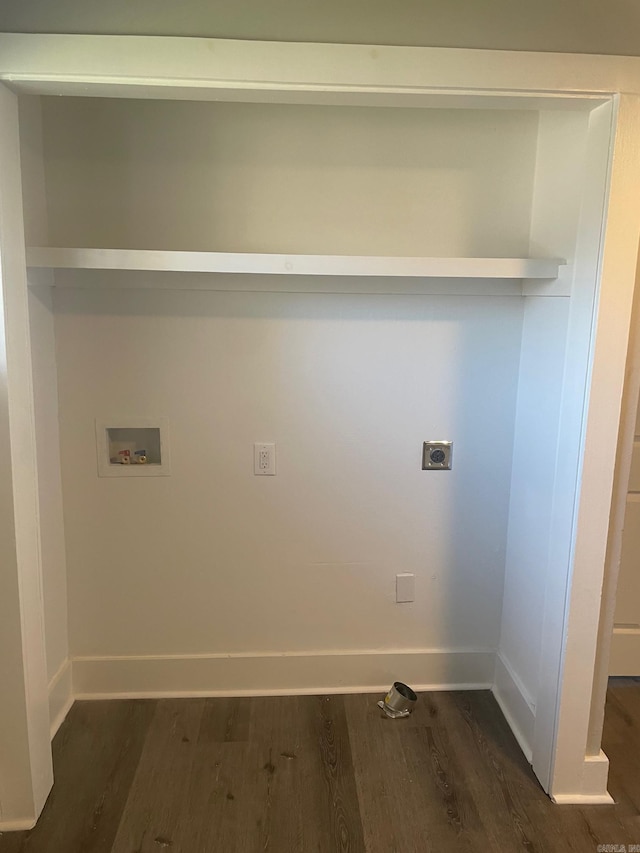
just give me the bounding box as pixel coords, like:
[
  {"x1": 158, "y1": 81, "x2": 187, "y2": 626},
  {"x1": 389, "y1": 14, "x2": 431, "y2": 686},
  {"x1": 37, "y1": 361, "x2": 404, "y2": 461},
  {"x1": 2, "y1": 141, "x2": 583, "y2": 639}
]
[
  {"x1": 543, "y1": 96, "x2": 640, "y2": 799},
  {"x1": 0, "y1": 82, "x2": 52, "y2": 826},
  {"x1": 532, "y1": 98, "x2": 616, "y2": 795}
]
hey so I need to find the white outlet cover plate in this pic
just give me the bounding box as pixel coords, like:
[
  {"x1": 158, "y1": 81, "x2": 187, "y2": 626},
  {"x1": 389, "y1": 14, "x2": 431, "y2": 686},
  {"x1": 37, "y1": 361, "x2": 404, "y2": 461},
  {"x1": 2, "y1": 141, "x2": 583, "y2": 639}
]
[
  {"x1": 254, "y1": 442, "x2": 276, "y2": 475},
  {"x1": 396, "y1": 573, "x2": 415, "y2": 602}
]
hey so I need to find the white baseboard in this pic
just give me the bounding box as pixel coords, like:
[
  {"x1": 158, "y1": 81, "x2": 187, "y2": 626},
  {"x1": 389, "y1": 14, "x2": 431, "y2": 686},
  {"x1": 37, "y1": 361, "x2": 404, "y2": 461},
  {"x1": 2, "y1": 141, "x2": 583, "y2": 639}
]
[
  {"x1": 609, "y1": 627, "x2": 640, "y2": 675},
  {"x1": 48, "y1": 659, "x2": 74, "y2": 739},
  {"x1": 0, "y1": 818, "x2": 37, "y2": 832},
  {"x1": 40, "y1": 650, "x2": 615, "y2": 808},
  {"x1": 552, "y1": 793, "x2": 614, "y2": 804},
  {"x1": 71, "y1": 647, "x2": 495, "y2": 699},
  {"x1": 492, "y1": 652, "x2": 535, "y2": 763},
  {"x1": 551, "y1": 751, "x2": 613, "y2": 804}
]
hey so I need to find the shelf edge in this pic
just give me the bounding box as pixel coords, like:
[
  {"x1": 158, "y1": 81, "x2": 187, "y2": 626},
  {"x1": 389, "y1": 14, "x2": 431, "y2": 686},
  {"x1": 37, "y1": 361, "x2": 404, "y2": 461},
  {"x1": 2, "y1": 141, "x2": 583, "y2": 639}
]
[{"x1": 25, "y1": 248, "x2": 565, "y2": 279}]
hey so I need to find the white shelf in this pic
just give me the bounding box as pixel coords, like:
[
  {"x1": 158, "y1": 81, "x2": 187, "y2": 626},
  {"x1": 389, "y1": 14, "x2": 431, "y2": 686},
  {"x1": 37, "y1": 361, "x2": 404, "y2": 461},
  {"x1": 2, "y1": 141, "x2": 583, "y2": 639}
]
[{"x1": 25, "y1": 247, "x2": 564, "y2": 279}]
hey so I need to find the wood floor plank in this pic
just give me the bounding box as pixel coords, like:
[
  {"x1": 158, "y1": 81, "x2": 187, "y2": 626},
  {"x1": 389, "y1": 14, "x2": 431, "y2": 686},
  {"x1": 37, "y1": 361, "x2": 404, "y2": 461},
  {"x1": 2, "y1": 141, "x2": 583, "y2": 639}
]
[
  {"x1": 602, "y1": 682, "x2": 640, "y2": 827},
  {"x1": 165, "y1": 696, "x2": 257, "y2": 850},
  {"x1": 345, "y1": 692, "x2": 445, "y2": 853},
  {"x1": 246, "y1": 694, "x2": 366, "y2": 853},
  {"x1": 459, "y1": 691, "x2": 629, "y2": 853},
  {"x1": 430, "y1": 692, "x2": 549, "y2": 852},
  {"x1": 2, "y1": 682, "x2": 640, "y2": 853},
  {"x1": 248, "y1": 695, "x2": 329, "y2": 853},
  {"x1": 400, "y1": 720, "x2": 496, "y2": 851},
  {"x1": 314, "y1": 695, "x2": 366, "y2": 853},
  {"x1": 172, "y1": 696, "x2": 306, "y2": 853},
  {"x1": 170, "y1": 740, "x2": 263, "y2": 853},
  {"x1": 196, "y1": 696, "x2": 252, "y2": 744},
  {"x1": 0, "y1": 700, "x2": 155, "y2": 853},
  {"x1": 110, "y1": 698, "x2": 205, "y2": 853}
]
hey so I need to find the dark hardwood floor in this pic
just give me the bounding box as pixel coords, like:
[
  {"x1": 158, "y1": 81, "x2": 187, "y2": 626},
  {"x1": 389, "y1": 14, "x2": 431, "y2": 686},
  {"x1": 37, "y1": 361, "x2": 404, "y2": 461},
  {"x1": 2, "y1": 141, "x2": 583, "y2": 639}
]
[{"x1": 1, "y1": 679, "x2": 639, "y2": 852}]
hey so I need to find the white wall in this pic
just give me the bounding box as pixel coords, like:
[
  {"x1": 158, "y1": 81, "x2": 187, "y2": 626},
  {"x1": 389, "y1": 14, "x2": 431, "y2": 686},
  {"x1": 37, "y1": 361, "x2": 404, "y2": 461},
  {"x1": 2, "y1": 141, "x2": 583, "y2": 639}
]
[
  {"x1": 493, "y1": 101, "x2": 622, "y2": 797},
  {"x1": 1, "y1": 0, "x2": 640, "y2": 57},
  {"x1": 496, "y1": 297, "x2": 570, "y2": 754},
  {"x1": 28, "y1": 285, "x2": 69, "y2": 683},
  {"x1": 609, "y1": 391, "x2": 640, "y2": 673},
  {"x1": 37, "y1": 97, "x2": 537, "y2": 692},
  {"x1": 19, "y1": 96, "x2": 70, "y2": 733},
  {"x1": 494, "y1": 110, "x2": 590, "y2": 757},
  {"x1": 41, "y1": 98, "x2": 538, "y2": 258},
  {"x1": 0, "y1": 82, "x2": 52, "y2": 829},
  {"x1": 53, "y1": 287, "x2": 523, "y2": 688}
]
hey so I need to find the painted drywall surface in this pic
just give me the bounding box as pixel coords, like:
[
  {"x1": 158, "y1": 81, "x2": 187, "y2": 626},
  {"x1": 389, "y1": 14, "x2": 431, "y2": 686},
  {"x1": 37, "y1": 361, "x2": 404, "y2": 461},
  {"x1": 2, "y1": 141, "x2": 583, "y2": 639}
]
[
  {"x1": 0, "y1": 81, "x2": 52, "y2": 826},
  {"x1": 614, "y1": 497, "x2": 640, "y2": 623},
  {"x1": 28, "y1": 285, "x2": 69, "y2": 683},
  {"x1": 0, "y1": 285, "x2": 39, "y2": 825},
  {"x1": 610, "y1": 389, "x2": 640, "y2": 673},
  {"x1": 616, "y1": 396, "x2": 640, "y2": 627},
  {"x1": 499, "y1": 296, "x2": 570, "y2": 703},
  {"x1": 41, "y1": 97, "x2": 538, "y2": 259},
  {"x1": 54, "y1": 288, "x2": 523, "y2": 659},
  {"x1": 19, "y1": 96, "x2": 70, "y2": 686},
  {"x1": 1, "y1": 0, "x2": 640, "y2": 57},
  {"x1": 43, "y1": 97, "x2": 534, "y2": 667},
  {"x1": 497, "y1": 110, "x2": 588, "y2": 710},
  {"x1": 0, "y1": 287, "x2": 37, "y2": 822}
]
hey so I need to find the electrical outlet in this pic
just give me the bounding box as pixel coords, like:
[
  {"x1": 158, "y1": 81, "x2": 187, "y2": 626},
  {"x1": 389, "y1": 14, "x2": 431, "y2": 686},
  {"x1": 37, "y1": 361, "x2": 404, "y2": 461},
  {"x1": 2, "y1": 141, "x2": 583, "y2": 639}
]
[
  {"x1": 422, "y1": 441, "x2": 453, "y2": 470},
  {"x1": 254, "y1": 442, "x2": 276, "y2": 475}
]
